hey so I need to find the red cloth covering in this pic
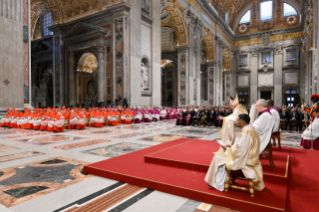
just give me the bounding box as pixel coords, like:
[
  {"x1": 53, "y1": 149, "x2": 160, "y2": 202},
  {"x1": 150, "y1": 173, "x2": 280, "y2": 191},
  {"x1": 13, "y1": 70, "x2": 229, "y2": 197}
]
[
  {"x1": 34, "y1": 125, "x2": 41, "y2": 130},
  {"x1": 53, "y1": 125, "x2": 64, "y2": 132},
  {"x1": 70, "y1": 124, "x2": 77, "y2": 129},
  {"x1": 300, "y1": 138, "x2": 319, "y2": 150},
  {"x1": 77, "y1": 124, "x2": 86, "y2": 130},
  {"x1": 10, "y1": 123, "x2": 17, "y2": 128},
  {"x1": 40, "y1": 125, "x2": 47, "y2": 131}
]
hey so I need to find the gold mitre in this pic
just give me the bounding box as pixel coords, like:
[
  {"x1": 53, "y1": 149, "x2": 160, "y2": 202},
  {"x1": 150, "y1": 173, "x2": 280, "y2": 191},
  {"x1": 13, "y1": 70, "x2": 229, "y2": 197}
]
[{"x1": 230, "y1": 95, "x2": 239, "y2": 106}]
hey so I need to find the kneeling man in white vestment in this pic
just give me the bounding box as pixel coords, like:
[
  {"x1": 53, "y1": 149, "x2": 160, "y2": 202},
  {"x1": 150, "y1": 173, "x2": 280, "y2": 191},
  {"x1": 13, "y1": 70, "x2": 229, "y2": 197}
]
[{"x1": 205, "y1": 114, "x2": 265, "y2": 192}]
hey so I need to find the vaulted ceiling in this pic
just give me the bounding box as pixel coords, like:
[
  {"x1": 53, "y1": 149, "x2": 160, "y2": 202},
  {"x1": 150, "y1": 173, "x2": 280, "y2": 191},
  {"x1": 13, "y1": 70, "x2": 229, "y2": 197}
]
[{"x1": 210, "y1": 0, "x2": 300, "y2": 25}]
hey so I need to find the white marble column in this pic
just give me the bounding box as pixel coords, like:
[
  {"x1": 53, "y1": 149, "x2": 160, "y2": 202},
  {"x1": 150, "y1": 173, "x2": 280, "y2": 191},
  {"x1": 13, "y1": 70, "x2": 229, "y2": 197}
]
[
  {"x1": 68, "y1": 51, "x2": 76, "y2": 106},
  {"x1": 215, "y1": 38, "x2": 224, "y2": 106},
  {"x1": 151, "y1": 0, "x2": 162, "y2": 106},
  {"x1": 274, "y1": 46, "x2": 283, "y2": 105},
  {"x1": 188, "y1": 18, "x2": 195, "y2": 106},
  {"x1": 194, "y1": 21, "x2": 203, "y2": 106},
  {"x1": 97, "y1": 45, "x2": 106, "y2": 103},
  {"x1": 231, "y1": 50, "x2": 237, "y2": 96},
  {"x1": 250, "y1": 50, "x2": 258, "y2": 104}
]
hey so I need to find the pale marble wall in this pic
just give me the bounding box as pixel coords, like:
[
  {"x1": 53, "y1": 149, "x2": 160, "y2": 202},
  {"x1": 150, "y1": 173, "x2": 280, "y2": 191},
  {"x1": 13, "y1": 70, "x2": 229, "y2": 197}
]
[{"x1": 0, "y1": 0, "x2": 25, "y2": 109}]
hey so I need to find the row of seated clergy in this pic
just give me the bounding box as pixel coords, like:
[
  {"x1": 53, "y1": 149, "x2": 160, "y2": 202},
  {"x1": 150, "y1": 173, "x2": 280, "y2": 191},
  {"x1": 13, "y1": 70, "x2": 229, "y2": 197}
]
[{"x1": 205, "y1": 114, "x2": 265, "y2": 192}]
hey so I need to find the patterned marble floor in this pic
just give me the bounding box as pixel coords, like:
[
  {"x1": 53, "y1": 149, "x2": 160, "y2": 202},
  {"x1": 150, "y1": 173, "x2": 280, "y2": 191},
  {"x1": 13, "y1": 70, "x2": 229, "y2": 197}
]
[{"x1": 0, "y1": 121, "x2": 303, "y2": 212}]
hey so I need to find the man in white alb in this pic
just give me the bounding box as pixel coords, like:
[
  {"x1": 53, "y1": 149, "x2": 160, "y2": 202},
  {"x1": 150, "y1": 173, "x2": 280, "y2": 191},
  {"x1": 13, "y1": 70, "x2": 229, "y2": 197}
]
[
  {"x1": 252, "y1": 99, "x2": 274, "y2": 153},
  {"x1": 205, "y1": 114, "x2": 265, "y2": 192},
  {"x1": 267, "y1": 100, "x2": 280, "y2": 133}
]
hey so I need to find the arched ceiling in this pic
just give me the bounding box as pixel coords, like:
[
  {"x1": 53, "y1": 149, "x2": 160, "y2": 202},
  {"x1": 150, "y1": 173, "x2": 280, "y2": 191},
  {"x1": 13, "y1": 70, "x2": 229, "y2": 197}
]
[
  {"x1": 210, "y1": 0, "x2": 300, "y2": 25},
  {"x1": 31, "y1": 0, "x2": 129, "y2": 31}
]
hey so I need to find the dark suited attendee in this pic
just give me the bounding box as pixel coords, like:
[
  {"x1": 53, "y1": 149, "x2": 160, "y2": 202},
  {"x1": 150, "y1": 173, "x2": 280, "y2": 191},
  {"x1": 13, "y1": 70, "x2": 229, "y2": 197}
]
[{"x1": 289, "y1": 108, "x2": 300, "y2": 131}]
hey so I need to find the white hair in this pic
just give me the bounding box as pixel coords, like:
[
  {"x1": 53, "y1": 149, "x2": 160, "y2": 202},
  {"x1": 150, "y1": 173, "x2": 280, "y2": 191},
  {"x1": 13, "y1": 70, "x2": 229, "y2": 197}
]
[{"x1": 257, "y1": 99, "x2": 268, "y2": 107}]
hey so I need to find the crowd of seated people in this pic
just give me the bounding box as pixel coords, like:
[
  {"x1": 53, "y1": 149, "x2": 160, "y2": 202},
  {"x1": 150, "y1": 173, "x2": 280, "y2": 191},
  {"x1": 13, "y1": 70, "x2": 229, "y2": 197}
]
[
  {"x1": 1, "y1": 103, "x2": 313, "y2": 133},
  {"x1": 0, "y1": 106, "x2": 185, "y2": 132}
]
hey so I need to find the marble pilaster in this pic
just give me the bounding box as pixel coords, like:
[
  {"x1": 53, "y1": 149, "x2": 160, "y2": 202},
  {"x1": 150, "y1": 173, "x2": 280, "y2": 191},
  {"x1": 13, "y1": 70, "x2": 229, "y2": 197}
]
[
  {"x1": 68, "y1": 51, "x2": 76, "y2": 106},
  {"x1": 176, "y1": 46, "x2": 189, "y2": 106},
  {"x1": 96, "y1": 45, "x2": 106, "y2": 103},
  {"x1": 151, "y1": 0, "x2": 162, "y2": 106},
  {"x1": 194, "y1": 21, "x2": 203, "y2": 106},
  {"x1": 250, "y1": 50, "x2": 258, "y2": 104},
  {"x1": 274, "y1": 46, "x2": 283, "y2": 105},
  {"x1": 206, "y1": 62, "x2": 215, "y2": 105}
]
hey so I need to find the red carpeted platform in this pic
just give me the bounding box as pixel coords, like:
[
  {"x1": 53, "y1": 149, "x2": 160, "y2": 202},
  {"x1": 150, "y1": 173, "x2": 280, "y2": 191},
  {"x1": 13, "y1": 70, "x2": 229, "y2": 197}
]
[
  {"x1": 84, "y1": 138, "x2": 289, "y2": 212},
  {"x1": 145, "y1": 140, "x2": 290, "y2": 181}
]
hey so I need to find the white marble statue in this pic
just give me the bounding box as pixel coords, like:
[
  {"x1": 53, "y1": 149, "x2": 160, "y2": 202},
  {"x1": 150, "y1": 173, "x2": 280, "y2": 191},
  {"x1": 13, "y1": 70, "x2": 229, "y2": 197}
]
[{"x1": 141, "y1": 62, "x2": 149, "y2": 91}]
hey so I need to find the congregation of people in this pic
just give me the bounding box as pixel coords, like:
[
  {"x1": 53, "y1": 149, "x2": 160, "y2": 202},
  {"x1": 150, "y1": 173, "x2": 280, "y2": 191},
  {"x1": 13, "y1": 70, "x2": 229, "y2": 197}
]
[
  {"x1": 0, "y1": 106, "x2": 183, "y2": 132},
  {"x1": 1, "y1": 93, "x2": 318, "y2": 195}
]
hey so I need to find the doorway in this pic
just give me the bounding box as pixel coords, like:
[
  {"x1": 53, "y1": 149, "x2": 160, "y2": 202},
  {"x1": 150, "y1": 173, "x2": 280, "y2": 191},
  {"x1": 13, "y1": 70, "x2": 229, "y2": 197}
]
[{"x1": 261, "y1": 91, "x2": 272, "y2": 100}]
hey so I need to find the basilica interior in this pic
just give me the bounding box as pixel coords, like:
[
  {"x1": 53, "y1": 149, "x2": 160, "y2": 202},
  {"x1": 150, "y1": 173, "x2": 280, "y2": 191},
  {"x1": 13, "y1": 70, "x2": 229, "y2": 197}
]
[{"x1": 0, "y1": 0, "x2": 319, "y2": 212}]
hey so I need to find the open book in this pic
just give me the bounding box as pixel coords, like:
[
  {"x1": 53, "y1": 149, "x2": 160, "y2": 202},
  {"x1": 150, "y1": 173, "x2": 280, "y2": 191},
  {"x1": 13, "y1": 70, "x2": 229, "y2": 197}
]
[{"x1": 249, "y1": 104, "x2": 259, "y2": 123}]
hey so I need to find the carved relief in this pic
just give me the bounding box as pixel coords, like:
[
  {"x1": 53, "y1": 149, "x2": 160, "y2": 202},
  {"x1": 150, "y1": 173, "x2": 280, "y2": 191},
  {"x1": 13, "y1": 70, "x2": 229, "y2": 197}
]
[
  {"x1": 179, "y1": 54, "x2": 186, "y2": 105},
  {"x1": 114, "y1": 18, "x2": 124, "y2": 99},
  {"x1": 209, "y1": 68, "x2": 214, "y2": 105},
  {"x1": 162, "y1": 3, "x2": 188, "y2": 46},
  {"x1": 262, "y1": 33, "x2": 270, "y2": 46}
]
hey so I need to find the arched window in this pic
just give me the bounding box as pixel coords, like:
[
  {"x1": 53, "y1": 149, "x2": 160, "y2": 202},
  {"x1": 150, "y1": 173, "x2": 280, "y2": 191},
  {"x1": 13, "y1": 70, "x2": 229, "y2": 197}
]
[
  {"x1": 239, "y1": 10, "x2": 251, "y2": 25},
  {"x1": 260, "y1": 1, "x2": 272, "y2": 22},
  {"x1": 43, "y1": 12, "x2": 52, "y2": 36},
  {"x1": 284, "y1": 3, "x2": 297, "y2": 17},
  {"x1": 225, "y1": 12, "x2": 229, "y2": 24}
]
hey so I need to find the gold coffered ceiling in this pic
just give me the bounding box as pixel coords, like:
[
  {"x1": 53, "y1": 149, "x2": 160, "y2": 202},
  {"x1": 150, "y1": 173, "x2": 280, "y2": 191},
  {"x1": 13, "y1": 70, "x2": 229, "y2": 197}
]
[{"x1": 31, "y1": 0, "x2": 129, "y2": 25}]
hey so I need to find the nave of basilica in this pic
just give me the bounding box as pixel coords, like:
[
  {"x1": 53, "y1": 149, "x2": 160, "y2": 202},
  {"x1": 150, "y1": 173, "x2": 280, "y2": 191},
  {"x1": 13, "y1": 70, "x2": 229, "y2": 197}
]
[{"x1": 0, "y1": 0, "x2": 319, "y2": 212}]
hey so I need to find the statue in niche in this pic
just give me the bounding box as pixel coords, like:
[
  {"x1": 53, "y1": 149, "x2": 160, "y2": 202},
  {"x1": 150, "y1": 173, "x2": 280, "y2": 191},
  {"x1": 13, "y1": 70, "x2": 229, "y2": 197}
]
[{"x1": 141, "y1": 61, "x2": 149, "y2": 92}]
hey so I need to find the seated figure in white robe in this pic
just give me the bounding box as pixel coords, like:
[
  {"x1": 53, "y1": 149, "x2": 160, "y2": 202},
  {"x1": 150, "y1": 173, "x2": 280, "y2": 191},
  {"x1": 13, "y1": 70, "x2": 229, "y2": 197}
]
[
  {"x1": 205, "y1": 114, "x2": 265, "y2": 192},
  {"x1": 218, "y1": 95, "x2": 248, "y2": 149},
  {"x1": 267, "y1": 100, "x2": 280, "y2": 133},
  {"x1": 301, "y1": 108, "x2": 319, "y2": 149},
  {"x1": 252, "y1": 99, "x2": 274, "y2": 153}
]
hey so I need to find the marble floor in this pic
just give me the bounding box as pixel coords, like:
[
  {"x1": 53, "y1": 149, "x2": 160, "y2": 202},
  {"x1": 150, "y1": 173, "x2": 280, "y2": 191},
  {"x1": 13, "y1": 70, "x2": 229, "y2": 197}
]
[{"x1": 0, "y1": 121, "x2": 303, "y2": 212}]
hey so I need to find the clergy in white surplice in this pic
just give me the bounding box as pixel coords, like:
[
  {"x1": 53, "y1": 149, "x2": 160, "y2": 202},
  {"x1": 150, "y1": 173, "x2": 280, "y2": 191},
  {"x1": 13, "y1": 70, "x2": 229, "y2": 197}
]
[
  {"x1": 268, "y1": 100, "x2": 280, "y2": 133},
  {"x1": 301, "y1": 108, "x2": 319, "y2": 150},
  {"x1": 205, "y1": 114, "x2": 265, "y2": 192},
  {"x1": 252, "y1": 99, "x2": 274, "y2": 153},
  {"x1": 217, "y1": 95, "x2": 248, "y2": 149}
]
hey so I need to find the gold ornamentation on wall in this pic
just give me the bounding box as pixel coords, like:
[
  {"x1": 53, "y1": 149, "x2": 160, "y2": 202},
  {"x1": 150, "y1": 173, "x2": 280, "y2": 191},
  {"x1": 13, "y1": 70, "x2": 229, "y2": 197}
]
[
  {"x1": 31, "y1": 0, "x2": 130, "y2": 37},
  {"x1": 223, "y1": 46, "x2": 231, "y2": 71},
  {"x1": 162, "y1": 2, "x2": 189, "y2": 46},
  {"x1": 201, "y1": 28, "x2": 215, "y2": 62}
]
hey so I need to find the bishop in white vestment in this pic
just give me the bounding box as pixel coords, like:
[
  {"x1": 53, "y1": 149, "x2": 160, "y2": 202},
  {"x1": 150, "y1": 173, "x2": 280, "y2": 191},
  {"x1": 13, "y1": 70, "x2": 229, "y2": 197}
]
[
  {"x1": 218, "y1": 95, "x2": 248, "y2": 148},
  {"x1": 252, "y1": 99, "x2": 274, "y2": 153},
  {"x1": 205, "y1": 114, "x2": 265, "y2": 192}
]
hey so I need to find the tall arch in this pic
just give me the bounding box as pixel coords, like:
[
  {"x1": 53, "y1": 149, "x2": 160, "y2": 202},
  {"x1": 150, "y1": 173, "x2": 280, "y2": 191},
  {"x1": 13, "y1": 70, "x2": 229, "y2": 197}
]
[
  {"x1": 161, "y1": 3, "x2": 189, "y2": 46},
  {"x1": 201, "y1": 28, "x2": 215, "y2": 62}
]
